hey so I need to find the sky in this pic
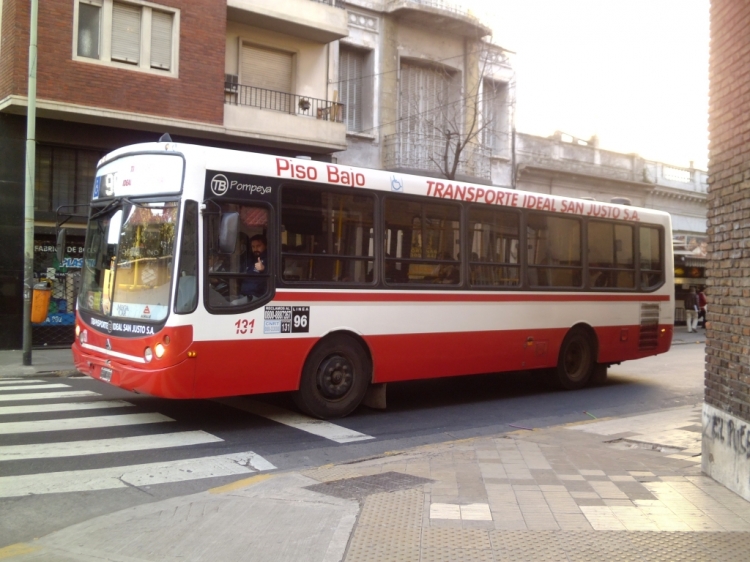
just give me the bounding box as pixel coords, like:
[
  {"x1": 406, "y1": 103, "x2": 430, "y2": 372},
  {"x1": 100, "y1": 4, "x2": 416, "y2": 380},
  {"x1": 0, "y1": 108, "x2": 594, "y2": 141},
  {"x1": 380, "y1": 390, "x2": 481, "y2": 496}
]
[{"x1": 467, "y1": 0, "x2": 710, "y2": 169}]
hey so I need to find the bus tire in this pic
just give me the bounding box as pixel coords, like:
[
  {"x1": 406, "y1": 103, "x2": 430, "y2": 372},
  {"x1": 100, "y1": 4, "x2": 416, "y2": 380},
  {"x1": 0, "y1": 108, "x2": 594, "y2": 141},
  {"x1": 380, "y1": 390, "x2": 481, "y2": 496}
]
[
  {"x1": 554, "y1": 328, "x2": 594, "y2": 390},
  {"x1": 293, "y1": 334, "x2": 371, "y2": 419}
]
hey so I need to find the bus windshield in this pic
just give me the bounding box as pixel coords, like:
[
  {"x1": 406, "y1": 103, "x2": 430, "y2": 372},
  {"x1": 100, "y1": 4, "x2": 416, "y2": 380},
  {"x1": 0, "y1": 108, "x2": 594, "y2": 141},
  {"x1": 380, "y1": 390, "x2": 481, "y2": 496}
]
[{"x1": 79, "y1": 200, "x2": 179, "y2": 322}]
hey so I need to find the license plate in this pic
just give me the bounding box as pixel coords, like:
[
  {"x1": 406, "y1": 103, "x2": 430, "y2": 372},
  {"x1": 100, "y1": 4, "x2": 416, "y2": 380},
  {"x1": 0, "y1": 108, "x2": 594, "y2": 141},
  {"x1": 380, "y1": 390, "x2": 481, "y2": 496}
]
[{"x1": 100, "y1": 367, "x2": 113, "y2": 383}]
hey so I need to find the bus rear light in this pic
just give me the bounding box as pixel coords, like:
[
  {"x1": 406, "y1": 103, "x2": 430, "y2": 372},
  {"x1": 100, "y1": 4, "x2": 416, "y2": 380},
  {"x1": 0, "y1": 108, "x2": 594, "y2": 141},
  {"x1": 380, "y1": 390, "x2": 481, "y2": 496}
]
[
  {"x1": 154, "y1": 343, "x2": 165, "y2": 359},
  {"x1": 144, "y1": 347, "x2": 153, "y2": 363}
]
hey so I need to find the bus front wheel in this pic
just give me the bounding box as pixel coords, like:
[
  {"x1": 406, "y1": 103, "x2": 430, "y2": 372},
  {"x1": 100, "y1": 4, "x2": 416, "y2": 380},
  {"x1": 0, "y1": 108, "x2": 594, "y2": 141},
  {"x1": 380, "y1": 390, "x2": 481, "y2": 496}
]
[
  {"x1": 293, "y1": 334, "x2": 371, "y2": 419},
  {"x1": 554, "y1": 328, "x2": 594, "y2": 390}
]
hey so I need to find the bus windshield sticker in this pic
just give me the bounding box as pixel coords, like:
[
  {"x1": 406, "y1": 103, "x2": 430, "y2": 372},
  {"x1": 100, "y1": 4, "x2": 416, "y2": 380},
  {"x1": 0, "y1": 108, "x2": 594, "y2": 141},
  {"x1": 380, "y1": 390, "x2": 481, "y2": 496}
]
[{"x1": 263, "y1": 306, "x2": 310, "y2": 334}]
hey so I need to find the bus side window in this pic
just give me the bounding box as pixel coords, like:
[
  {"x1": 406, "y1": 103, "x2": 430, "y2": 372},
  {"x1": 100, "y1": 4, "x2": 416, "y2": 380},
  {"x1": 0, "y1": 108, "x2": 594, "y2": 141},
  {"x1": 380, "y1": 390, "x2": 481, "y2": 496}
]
[
  {"x1": 281, "y1": 187, "x2": 375, "y2": 284},
  {"x1": 205, "y1": 203, "x2": 270, "y2": 310},
  {"x1": 468, "y1": 207, "x2": 520, "y2": 288},
  {"x1": 639, "y1": 226, "x2": 663, "y2": 289},
  {"x1": 175, "y1": 200, "x2": 199, "y2": 314}
]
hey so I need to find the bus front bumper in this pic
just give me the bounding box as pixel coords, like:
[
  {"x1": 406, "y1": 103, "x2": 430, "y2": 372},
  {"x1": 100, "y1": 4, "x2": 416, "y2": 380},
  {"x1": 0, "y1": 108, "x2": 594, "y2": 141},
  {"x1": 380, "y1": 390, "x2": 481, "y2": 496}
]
[{"x1": 72, "y1": 342, "x2": 196, "y2": 398}]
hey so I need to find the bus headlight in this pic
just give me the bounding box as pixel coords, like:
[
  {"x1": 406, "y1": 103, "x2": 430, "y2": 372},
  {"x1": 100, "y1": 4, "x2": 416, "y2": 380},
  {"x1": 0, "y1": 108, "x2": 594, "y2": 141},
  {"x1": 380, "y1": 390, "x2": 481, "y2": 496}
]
[
  {"x1": 144, "y1": 347, "x2": 153, "y2": 363},
  {"x1": 79, "y1": 329, "x2": 88, "y2": 344},
  {"x1": 75, "y1": 325, "x2": 81, "y2": 337},
  {"x1": 154, "y1": 343, "x2": 165, "y2": 359}
]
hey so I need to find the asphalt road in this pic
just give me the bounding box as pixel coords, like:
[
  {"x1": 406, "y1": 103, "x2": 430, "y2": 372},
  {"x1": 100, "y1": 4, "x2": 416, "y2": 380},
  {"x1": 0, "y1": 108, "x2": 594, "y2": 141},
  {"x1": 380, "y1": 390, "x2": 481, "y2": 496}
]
[{"x1": 0, "y1": 342, "x2": 705, "y2": 547}]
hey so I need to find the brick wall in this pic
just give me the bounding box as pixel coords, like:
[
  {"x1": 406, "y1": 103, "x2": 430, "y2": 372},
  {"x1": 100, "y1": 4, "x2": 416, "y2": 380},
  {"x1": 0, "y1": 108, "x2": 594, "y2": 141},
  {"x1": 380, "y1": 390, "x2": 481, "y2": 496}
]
[
  {"x1": 3, "y1": 0, "x2": 225, "y2": 125},
  {"x1": 705, "y1": 0, "x2": 750, "y2": 423}
]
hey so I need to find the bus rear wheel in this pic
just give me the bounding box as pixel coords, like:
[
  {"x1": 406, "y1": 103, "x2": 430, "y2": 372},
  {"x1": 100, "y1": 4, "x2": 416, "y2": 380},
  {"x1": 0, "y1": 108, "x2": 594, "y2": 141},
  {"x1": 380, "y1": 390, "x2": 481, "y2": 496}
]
[
  {"x1": 293, "y1": 334, "x2": 371, "y2": 419},
  {"x1": 555, "y1": 328, "x2": 594, "y2": 390}
]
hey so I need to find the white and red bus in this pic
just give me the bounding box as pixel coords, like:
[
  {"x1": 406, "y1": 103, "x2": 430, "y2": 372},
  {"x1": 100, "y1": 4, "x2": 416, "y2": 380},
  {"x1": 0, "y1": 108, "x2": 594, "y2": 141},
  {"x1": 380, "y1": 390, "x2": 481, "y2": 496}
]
[{"x1": 71, "y1": 140, "x2": 674, "y2": 418}]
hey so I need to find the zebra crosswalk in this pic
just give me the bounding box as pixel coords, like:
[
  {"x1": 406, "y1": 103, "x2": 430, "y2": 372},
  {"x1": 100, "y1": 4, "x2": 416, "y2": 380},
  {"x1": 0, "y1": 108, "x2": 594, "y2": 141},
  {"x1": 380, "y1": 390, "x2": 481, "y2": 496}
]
[
  {"x1": 0, "y1": 377, "x2": 275, "y2": 499},
  {"x1": 0, "y1": 377, "x2": 375, "y2": 499}
]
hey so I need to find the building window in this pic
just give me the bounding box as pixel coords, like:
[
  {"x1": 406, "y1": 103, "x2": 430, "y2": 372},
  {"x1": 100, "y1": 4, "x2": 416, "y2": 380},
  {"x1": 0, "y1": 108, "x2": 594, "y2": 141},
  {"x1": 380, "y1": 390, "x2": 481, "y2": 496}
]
[
  {"x1": 35, "y1": 146, "x2": 105, "y2": 215},
  {"x1": 339, "y1": 47, "x2": 365, "y2": 132},
  {"x1": 482, "y1": 79, "x2": 509, "y2": 155},
  {"x1": 239, "y1": 43, "x2": 294, "y2": 111},
  {"x1": 74, "y1": 1, "x2": 179, "y2": 75}
]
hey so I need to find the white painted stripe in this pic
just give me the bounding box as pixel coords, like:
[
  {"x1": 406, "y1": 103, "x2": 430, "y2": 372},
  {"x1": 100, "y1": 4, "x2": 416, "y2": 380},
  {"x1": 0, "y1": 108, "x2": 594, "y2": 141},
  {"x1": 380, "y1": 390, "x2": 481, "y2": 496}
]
[
  {"x1": 0, "y1": 451, "x2": 276, "y2": 498},
  {"x1": 0, "y1": 400, "x2": 134, "y2": 416},
  {"x1": 0, "y1": 384, "x2": 70, "y2": 392},
  {"x1": 0, "y1": 431, "x2": 223, "y2": 461},
  {"x1": 0, "y1": 391, "x2": 101, "y2": 402},
  {"x1": 81, "y1": 342, "x2": 146, "y2": 363},
  {"x1": 0, "y1": 412, "x2": 173, "y2": 434},
  {"x1": 0, "y1": 380, "x2": 46, "y2": 386},
  {"x1": 215, "y1": 397, "x2": 374, "y2": 444}
]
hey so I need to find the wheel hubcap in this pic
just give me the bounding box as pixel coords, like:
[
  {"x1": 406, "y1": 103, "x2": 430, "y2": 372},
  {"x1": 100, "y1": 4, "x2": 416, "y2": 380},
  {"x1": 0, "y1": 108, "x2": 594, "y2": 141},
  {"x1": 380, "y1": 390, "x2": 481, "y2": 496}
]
[{"x1": 317, "y1": 354, "x2": 354, "y2": 399}]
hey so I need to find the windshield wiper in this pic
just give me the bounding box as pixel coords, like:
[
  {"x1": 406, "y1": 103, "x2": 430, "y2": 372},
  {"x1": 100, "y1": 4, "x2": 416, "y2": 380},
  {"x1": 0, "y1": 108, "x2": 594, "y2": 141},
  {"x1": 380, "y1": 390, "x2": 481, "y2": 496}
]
[{"x1": 90, "y1": 197, "x2": 146, "y2": 221}]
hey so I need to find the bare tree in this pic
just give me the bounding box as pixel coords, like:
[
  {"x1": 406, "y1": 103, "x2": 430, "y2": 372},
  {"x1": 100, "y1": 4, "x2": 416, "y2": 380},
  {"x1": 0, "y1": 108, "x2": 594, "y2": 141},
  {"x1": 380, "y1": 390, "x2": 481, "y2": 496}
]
[{"x1": 426, "y1": 41, "x2": 502, "y2": 181}]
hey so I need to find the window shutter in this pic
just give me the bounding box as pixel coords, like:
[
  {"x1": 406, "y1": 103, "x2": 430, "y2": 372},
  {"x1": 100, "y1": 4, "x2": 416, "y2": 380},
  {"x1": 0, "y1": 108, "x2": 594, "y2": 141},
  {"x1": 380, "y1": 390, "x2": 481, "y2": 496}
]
[
  {"x1": 111, "y1": 2, "x2": 141, "y2": 64},
  {"x1": 340, "y1": 48, "x2": 364, "y2": 132},
  {"x1": 241, "y1": 44, "x2": 293, "y2": 93},
  {"x1": 150, "y1": 11, "x2": 173, "y2": 70}
]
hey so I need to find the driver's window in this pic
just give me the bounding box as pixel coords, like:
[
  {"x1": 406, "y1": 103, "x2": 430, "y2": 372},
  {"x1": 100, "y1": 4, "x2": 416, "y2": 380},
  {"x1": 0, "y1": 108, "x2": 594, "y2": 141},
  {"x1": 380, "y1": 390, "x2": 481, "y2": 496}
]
[{"x1": 205, "y1": 204, "x2": 269, "y2": 309}]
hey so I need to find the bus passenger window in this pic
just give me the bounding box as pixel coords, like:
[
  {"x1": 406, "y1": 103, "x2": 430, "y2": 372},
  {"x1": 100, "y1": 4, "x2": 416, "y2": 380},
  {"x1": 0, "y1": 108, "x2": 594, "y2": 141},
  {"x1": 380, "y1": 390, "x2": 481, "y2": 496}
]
[
  {"x1": 527, "y1": 214, "x2": 582, "y2": 288},
  {"x1": 639, "y1": 226, "x2": 663, "y2": 289},
  {"x1": 587, "y1": 222, "x2": 635, "y2": 290},
  {"x1": 205, "y1": 204, "x2": 270, "y2": 310},
  {"x1": 468, "y1": 207, "x2": 520, "y2": 288},
  {"x1": 281, "y1": 187, "x2": 374, "y2": 284},
  {"x1": 384, "y1": 198, "x2": 461, "y2": 285}
]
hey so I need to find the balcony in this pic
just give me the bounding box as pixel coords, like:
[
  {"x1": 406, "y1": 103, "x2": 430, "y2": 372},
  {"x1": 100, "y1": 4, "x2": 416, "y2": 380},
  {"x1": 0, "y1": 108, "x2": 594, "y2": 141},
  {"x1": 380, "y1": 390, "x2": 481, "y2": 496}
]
[
  {"x1": 385, "y1": 0, "x2": 492, "y2": 38},
  {"x1": 224, "y1": 85, "x2": 347, "y2": 152},
  {"x1": 227, "y1": 0, "x2": 349, "y2": 43},
  {"x1": 384, "y1": 132, "x2": 491, "y2": 182}
]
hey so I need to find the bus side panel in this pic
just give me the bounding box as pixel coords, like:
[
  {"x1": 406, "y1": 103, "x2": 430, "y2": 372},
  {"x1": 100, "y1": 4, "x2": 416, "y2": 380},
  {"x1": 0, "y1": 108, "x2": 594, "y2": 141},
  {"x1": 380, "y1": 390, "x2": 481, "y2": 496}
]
[
  {"x1": 595, "y1": 323, "x2": 673, "y2": 363},
  {"x1": 191, "y1": 338, "x2": 314, "y2": 397},
  {"x1": 366, "y1": 328, "x2": 565, "y2": 383}
]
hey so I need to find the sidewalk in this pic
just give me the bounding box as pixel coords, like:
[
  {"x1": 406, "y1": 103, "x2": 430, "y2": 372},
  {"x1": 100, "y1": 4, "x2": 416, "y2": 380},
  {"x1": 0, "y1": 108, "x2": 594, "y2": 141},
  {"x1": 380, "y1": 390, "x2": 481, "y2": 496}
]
[
  {"x1": 0, "y1": 348, "x2": 77, "y2": 379},
  {"x1": 3, "y1": 402, "x2": 750, "y2": 561}
]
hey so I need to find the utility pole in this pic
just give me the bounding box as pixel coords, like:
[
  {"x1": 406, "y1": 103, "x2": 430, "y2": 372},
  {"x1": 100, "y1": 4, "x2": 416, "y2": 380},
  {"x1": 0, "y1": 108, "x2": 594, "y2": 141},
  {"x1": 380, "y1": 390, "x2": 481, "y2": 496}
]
[{"x1": 22, "y1": 0, "x2": 39, "y2": 365}]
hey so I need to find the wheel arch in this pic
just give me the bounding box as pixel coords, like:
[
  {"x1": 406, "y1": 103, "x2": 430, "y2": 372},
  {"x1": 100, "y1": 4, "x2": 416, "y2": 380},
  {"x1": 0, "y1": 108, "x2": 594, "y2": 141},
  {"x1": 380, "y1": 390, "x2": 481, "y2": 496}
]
[
  {"x1": 300, "y1": 329, "x2": 374, "y2": 387},
  {"x1": 563, "y1": 322, "x2": 600, "y2": 362}
]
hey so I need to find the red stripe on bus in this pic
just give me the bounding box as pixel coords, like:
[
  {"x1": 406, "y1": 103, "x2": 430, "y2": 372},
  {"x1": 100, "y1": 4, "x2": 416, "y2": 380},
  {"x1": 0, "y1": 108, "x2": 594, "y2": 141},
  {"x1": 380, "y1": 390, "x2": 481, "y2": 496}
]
[
  {"x1": 74, "y1": 322, "x2": 672, "y2": 399},
  {"x1": 272, "y1": 291, "x2": 670, "y2": 303}
]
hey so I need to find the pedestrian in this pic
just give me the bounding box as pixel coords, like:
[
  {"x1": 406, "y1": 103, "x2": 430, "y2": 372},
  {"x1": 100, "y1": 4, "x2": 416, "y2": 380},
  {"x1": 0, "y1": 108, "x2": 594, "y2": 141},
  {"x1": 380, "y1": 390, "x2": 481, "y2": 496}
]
[
  {"x1": 697, "y1": 287, "x2": 707, "y2": 328},
  {"x1": 684, "y1": 287, "x2": 699, "y2": 333}
]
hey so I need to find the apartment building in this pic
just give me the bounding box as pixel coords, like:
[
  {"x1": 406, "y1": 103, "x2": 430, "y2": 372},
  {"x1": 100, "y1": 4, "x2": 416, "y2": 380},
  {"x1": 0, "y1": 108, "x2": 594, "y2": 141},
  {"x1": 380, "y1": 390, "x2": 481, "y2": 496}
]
[
  {"x1": 334, "y1": 0, "x2": 515, "y2": 187},
  {"x1": 0, "y1": 0, "x2": 350, "y2": 348},
  {"x1": 0, "y1": 0, "x2": 516, "y2": 349}
]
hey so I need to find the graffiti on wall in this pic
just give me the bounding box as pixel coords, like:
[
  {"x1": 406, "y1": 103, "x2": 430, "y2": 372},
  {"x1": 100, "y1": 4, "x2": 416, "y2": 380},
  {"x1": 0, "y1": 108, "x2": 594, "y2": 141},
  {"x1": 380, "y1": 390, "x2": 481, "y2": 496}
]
[{"x1": 703, "y1": 408, "x2": 750, "y2": 459}]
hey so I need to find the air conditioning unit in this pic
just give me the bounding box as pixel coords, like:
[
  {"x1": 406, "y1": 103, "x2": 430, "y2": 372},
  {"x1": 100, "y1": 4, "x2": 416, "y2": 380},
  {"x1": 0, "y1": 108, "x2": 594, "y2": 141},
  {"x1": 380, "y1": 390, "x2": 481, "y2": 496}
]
[{"x1": 224, "y1": 74, "x2": 238, "y2": 93}]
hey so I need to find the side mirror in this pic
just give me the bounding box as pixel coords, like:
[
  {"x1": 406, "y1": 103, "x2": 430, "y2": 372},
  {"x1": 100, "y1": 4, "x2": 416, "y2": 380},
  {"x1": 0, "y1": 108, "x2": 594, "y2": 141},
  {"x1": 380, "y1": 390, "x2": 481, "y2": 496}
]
[
  {"x1": 56, "y1": 228, "x2": 67, "y2": 265},
  {"x1": 218, "y1": 212, "x2": 239, "y2": 254}
]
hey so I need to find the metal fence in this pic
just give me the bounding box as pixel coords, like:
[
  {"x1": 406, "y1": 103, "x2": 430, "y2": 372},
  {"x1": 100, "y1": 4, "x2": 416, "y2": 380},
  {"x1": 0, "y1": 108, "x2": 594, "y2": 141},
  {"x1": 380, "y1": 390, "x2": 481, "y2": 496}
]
[
  {"x1": 226, "y1": 84, "x2": 345, "y2": 123},
  {"x1": 309, "y1": 0, "x2": 346, "y2": 8},
  {"x1": 32, "y1": 271, "x2": 80, "y2": 348}
]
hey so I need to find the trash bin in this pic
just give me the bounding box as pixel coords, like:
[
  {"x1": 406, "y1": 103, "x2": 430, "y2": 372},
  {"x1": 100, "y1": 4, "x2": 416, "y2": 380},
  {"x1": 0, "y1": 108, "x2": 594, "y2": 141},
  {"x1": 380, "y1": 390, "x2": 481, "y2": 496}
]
[{"x1": 31, "y1": 282, "x2": 52, "y2": 324}]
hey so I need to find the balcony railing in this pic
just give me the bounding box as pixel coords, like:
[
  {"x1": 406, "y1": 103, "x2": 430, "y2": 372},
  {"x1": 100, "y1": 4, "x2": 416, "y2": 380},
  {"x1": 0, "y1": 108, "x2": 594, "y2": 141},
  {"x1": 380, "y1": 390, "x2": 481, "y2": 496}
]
[
  {"x1": 225, "y1": 84, "x2": 344, "y2": 123},
  {"x1": 309, "y1": 0, "x2": 346, "y2": 8},
  {"x1": 384, "y1": 132, "x2": 491, "y2": 180}
]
